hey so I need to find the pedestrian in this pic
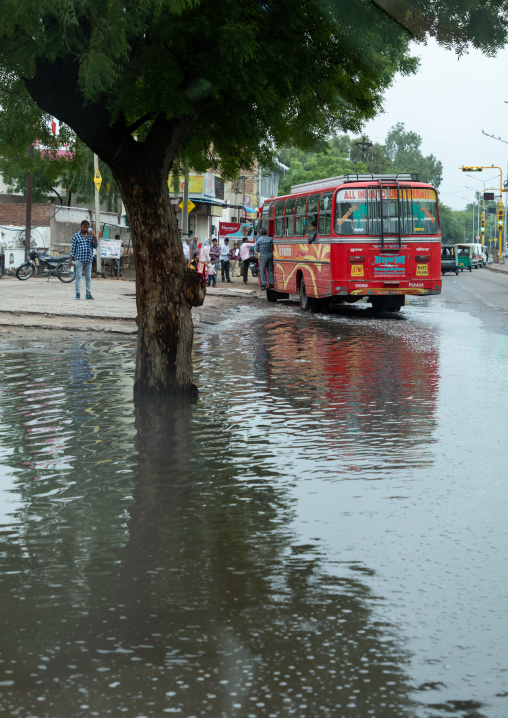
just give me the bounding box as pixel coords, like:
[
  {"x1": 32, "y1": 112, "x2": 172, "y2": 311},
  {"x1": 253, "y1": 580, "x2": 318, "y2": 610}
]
[
  {"x1": 308, "y1": 220, "x2": 318, "y2": 244},
  {"x1": 230, "y1": 241, "x2": 240, "y2": 277},
  {"x1": 189, "y1": 235, "x2": 199, "y2": 261},
  {"x1": 255, "y1": 228, "x2": 274, "y2": 289},
  {"x1": 182, "y1": 235, "x2": 190, "y2": 264},
  {"x1": 220, "y1": 238, "x2": 232, "y2": 282},
  {"x1": 210, "y1": 238, "x2": 221, "y2": 281},
  {"x1": 198, "y1": 238, "x2": 210, "y2": 281},
  {"x1": 240, "y1": 237, "x2": 256, "y2": 284},
  {"x1": 207, "y1": 253, "x2": 219, "y2": 287},
  {"x1": 70, "y1": 219, "x2": 98, "y2": 300}
]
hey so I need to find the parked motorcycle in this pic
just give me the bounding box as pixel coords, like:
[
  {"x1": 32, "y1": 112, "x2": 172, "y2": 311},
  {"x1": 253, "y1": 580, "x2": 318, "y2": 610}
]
[{"x1": 16, "y1": 249, "x2": 75, "y2": 283}]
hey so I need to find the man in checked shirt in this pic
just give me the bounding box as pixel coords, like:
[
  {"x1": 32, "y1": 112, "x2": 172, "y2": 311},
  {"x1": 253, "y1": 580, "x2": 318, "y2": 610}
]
[{"x1": 70, "y1": 220, "x2": 98, "y2": 300}]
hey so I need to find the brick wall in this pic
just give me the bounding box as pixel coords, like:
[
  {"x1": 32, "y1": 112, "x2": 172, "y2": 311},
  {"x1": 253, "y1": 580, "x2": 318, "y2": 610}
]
[{"x1": 0, "y1": 203, "x2": 51, "y2": 227}]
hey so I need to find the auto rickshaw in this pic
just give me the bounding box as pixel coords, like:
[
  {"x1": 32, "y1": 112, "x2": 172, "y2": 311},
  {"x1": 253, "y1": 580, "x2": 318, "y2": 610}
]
[
  {"x1": 441, "y1": 245, "x2": 459, "y2": 275},
  {"x1": 455, "y1": 244, "x2": 473, "y2": 272}
]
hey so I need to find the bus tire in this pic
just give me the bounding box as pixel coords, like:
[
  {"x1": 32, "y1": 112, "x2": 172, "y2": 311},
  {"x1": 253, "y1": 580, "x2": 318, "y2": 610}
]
[{"x1": 299, "y1": 280, "x2": 317, "y2": 313}]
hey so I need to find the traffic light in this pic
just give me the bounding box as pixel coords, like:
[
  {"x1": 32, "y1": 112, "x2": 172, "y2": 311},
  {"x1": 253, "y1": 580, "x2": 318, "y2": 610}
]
[
  {"x1": 498, "y1": 208, "x2": 504, "y2": 228},
  {"x1": 462, "y1": 166, "x2": 483, "y2": 172},
  {"x1": 480, "y1": 219, "x2": 485, "y2": 232}
]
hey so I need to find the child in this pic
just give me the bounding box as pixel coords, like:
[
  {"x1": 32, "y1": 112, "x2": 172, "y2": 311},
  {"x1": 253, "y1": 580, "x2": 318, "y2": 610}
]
[{"x1": 207, "y1": 258, "x2": 217, "y2": 287}]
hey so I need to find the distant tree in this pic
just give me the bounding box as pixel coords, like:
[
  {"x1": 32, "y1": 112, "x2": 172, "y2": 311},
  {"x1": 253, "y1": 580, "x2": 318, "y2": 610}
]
[
  {"x1": 279, "y1": 150, "x2": 365, "y2": 195},
  {"x1": 383, "y1": 123, "x2": 443, "y2": 186},
  {"x1": 0, "y1": 0, "x2": 507, "y2": 395},
  {"x1": 439, "y1": 203, "x2": 464, "y2": 244}
]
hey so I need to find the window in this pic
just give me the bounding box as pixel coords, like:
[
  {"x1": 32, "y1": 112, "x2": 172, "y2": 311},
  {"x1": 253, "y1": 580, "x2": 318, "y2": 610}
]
[
  {"x1": 335, "y1": 187, "x2": 439, "y2": 235},
  {"x1": 275, "y1": 200, "x2": 286, "y2": 238},
  {"x1": 295, "y1": 196, "x2": 308, "y2": 236},
  {"x1": 319, "y1": 193, "x2": 333, "y2": 235},
  {"x1": 285, "y1": 198, "x2": 296, "y2": 237},
  {"x1": 258, "y1": 203, "x2": 270, "y2": 235},
  {"x1": 306, "y1": 194, "x2": 319, "y2": 236}
]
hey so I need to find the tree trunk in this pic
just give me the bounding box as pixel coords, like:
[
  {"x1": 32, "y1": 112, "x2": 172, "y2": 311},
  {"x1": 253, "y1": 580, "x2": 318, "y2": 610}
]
[{"x1": 114, "y1": 164, "x2": 205, "y2": 397}]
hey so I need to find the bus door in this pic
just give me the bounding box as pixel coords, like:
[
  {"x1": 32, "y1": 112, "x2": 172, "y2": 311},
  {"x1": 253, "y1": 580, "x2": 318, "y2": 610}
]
[{"x1": 268, "y1": 200, "x2": 276, "y2": 238}]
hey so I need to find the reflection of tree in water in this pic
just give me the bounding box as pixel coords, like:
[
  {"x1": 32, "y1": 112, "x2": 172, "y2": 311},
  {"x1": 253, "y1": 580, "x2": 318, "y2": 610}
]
[
  {"x1": 43, "y1": 395, "x2": 416, "y2": 718},
  {"x1": 0, "y1": 339, "x2": 480, "y2": 718}
]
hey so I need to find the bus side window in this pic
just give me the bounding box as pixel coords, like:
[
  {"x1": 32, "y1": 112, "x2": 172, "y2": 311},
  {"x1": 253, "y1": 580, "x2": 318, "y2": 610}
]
[
  {"x1": 294, "y1": 196, "x2": 308, "y2": 236},
  {"x1": 319, "y1": 192, "x2": 333, "y2": 235},
  {"x1": 306, "y1": 194, "x2": 319, "y2": 236},
  {"x1": 274, "y1": 200, "x2": 286, "y2": 238},
  {"x1": 285, "y1": 198, "x2": 296, "y2": 237}
]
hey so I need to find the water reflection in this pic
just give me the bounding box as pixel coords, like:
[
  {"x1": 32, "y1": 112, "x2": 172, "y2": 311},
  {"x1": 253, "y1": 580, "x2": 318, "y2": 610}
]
[{"x1": 0, "y1": 307, "x2": 498, "y2": 718}]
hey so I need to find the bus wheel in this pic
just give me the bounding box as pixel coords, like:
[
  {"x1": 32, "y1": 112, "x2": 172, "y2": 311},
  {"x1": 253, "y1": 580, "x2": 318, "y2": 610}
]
[{"x1": 299, "y1": 280, "x2": 317, "y2": 313}]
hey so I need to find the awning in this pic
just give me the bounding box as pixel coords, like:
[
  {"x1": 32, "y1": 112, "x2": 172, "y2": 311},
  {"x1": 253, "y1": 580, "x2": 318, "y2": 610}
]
[{"x1": 188, "y1": 198, "x2": 227, "y2": 207}]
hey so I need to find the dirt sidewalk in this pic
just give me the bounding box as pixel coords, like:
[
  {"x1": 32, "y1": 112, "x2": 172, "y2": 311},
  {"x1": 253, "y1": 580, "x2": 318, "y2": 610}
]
[{"x1": 0, "y1": 275, "x2": 266, "y2": 338}]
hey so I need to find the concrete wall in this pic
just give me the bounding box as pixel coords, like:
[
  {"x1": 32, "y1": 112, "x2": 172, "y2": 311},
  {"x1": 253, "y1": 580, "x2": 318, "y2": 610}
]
[{"x1": 50, "y1": 206, "x2": 129, "y2": 254}]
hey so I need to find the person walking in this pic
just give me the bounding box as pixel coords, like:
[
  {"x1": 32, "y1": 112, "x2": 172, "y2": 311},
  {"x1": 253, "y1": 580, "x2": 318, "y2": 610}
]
[
  {"x1": 255, "y1": 228, "x2": 274, "y2": 289},
  {"x1": 70, "y1": 219, "x2": 98, "y2": 300},
  {"x1": 240, "y1": 237, "x2": 256, "y2": 284},
  {"x1": 230, "y1": 241, "x2": 240, "y2": 277},
  {"x1": 220, "y1": 238, "x2": 232, "y2": 283}
]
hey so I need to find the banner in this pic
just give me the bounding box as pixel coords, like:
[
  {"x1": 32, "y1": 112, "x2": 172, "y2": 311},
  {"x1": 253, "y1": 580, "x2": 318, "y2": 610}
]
[
  {"x1": 100, "y1": 240, "x2": 122, "y2": 259},
  {"x1": 219, "y1": 222, "x2": 240, "y2": 238},
  {"x1": 219, "y1": 222, "x2": 255, "y2": 241}
]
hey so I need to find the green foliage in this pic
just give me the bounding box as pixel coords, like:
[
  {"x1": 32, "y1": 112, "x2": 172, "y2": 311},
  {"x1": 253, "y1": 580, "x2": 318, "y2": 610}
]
[
  {"x1": 278, "y1": 147, "x2": 366, "y2": 195},
  {"x1": 278, "y1": 123, "x2": 443, "y2": 194},
  {"x1": 0, "y1": 0, "x2": 506, "y2": 182},
  {"x1": 383, "y1": 123, "x2": 442, "y2": 186}
]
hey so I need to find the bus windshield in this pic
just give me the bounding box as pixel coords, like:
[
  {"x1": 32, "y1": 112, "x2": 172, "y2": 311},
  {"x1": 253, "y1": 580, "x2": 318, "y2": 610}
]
[{"x1": 335, "y1": 187, "x2": 439, "y2": 236}]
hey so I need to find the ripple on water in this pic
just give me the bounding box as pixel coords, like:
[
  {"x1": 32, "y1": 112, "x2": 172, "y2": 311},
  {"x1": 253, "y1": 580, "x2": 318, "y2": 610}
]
[{"x1": 0, "y1": 304, "x2": 506, "y2": 717}]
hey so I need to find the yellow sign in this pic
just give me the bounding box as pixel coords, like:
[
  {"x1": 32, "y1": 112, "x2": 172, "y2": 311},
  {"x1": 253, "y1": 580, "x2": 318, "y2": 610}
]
[
  {"x1": 178, "y1": 200, "x2": 196, "y2": 214},
  {"x1": 416, "y1": 264, "x2": 429, "y2": 276},
  {"x1": 169, "y1": 174, "x2": 204, "y2": 193},
  {"x1": 351, "y1": 264, "x2": 364, "y2": 277},
  {"x1": 94, "y1": 169, "x2": 102, "y2": 191}
]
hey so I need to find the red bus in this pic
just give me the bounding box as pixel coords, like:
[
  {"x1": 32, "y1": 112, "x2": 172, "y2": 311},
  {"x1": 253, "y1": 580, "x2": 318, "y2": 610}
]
[{"x1": 257, "y1": 173, "x2": 442, "y2": 312}]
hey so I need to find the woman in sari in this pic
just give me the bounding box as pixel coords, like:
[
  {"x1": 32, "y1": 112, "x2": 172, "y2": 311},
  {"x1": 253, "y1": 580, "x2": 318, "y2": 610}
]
[{"x1": 198, "y1": 238, "x2": 210, "y2": 281}]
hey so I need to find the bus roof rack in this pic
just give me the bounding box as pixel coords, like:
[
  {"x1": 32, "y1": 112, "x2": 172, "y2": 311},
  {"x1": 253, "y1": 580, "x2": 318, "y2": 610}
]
[{"x1": 290, "y1": 173, "x2": 419, "y2": 194}]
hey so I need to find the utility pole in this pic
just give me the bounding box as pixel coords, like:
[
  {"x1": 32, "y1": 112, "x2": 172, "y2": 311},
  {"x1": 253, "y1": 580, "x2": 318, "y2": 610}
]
[
  {"x1": 25, "y1": 145, "x2": 34, "y2": 261},
  {"x1": 94, "y1": 154, "x2": 102, "y2": 274},
  {"x1": 355, "y1": 135, "x2": 373, "y2": 163},
  {"x1": 461, "y1": 165, "x2": 506, "y2": 262},
  {"x1": 182, "y1": 166, "x2": 189, "y2": 236}
]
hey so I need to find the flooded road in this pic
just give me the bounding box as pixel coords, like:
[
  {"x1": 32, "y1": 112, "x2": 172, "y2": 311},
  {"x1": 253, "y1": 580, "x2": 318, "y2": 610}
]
[{"x1": 1, "y1": 293, "x2": 508, "y2": 718}]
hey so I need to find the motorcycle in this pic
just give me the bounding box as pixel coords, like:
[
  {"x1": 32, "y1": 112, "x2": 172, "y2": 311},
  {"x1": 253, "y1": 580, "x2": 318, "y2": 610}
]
[{"x1": 16, "y1": 248, "x2": 75, "y2": 283}]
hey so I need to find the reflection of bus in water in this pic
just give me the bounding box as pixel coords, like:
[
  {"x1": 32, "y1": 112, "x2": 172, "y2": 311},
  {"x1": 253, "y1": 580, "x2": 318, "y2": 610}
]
[
  {"x1": 257, "y1": 173, "x2": 442, "y2": 313},
  {"x1": 253, "y1": 314, "x2": 439, "y2": 471}
]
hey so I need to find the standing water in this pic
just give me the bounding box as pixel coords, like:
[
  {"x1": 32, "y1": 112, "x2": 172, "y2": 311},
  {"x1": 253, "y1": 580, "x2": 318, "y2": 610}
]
[{"x1": 0, "y1": 296, "x2": 507, "y2": 717}]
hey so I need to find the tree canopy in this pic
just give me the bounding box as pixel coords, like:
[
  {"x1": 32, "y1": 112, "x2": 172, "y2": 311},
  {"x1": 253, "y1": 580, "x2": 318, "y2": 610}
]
[{"x1": 0, "y1": 0, "x2": 507, "y2": 394}]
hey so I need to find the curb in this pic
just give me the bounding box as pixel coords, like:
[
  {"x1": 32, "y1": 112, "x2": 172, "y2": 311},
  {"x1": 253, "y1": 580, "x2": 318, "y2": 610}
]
[{"x1": 485, "y1": 265, "x2": 508, "y2": 275}]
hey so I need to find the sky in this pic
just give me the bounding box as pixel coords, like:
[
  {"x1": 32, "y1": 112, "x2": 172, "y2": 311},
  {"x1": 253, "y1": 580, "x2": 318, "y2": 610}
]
[{"x1": 362, "y1": 38, "x2": 508, "y2": 211}]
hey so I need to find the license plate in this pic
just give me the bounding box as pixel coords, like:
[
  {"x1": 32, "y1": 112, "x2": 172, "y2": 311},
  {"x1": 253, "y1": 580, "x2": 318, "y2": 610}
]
[{"x1": 416, "y1": 264, "x2": 429, "y2": 276}]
